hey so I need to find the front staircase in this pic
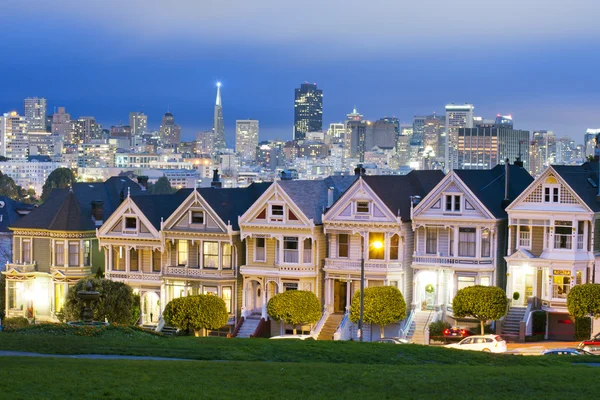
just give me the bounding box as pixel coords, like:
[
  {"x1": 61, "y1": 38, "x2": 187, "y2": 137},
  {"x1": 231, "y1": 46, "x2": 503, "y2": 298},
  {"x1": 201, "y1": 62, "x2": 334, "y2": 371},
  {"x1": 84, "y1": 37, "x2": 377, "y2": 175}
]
[
  {"x1": 405, "y1": 311, "x2": 435, "y2": 344},
  {"x1": 160, "y1": 326, "x2": 178, "y2": 337},
  {"x1": 236, "y1": 316, "x2": 261, "y2": 338},
  {"x1": 317, "y1": 313, "x2": 344, "y2": 340},
  {"x1": 502, "y1": 306, "x2": 526, "y2": 340}
]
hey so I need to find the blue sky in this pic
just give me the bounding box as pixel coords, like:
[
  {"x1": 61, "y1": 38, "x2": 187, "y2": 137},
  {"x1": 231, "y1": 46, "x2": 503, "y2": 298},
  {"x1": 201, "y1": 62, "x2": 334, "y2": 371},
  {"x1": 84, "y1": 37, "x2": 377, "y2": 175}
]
[{"x1": 1, "y1": 1, "x2": 600, "y2": 145}]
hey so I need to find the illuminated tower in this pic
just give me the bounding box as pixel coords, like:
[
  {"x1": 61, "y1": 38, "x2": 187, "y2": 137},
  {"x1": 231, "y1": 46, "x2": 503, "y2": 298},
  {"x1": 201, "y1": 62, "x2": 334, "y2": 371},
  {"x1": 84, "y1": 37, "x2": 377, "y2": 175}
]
[{"x1": 213, "y1": 82, "x2": 226, "y2": 150}]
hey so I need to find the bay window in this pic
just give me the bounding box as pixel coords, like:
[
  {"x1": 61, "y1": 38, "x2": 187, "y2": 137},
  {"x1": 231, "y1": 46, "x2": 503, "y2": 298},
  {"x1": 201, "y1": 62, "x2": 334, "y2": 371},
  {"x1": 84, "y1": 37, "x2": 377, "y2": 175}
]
[
  {"x1": 390, "y1": 234, "x2": 399, "y2": 260},
  {"x1": 458, "y1": 228, "x2": 476, "y2": 257},
  {"x1": 283, "y1": 237, "x2": 299, "y2": 263},
  {"x1": 457, "y1": 276, "x2": 475, "y2": 291},
  {"x1": 338, "y1": 234, "x2": 349, "y2": 258},
  {"x1": 55, "y1": 241, "x2": 64, "y2": 266},
  {"x1": 203, "y1": 241, "x2": 219, "y2": 269},
  {"x1": 152, "y1": 250, "x2": 161, "y2": 272},
  {"x1": 481, "y1": 229, "x2": 491, "y2": 257},
  {"x1": 255, "y1": 238, "x2": 266, "y2": 262},
  {"x1": 68, "y1": 242, "x2": 79, "y2": 267},
  {"x1": 177, "y1": 240, "x2": 188, "y2": 266},
  {"x1": 426, "y1": 228, "x2": 437, "y2": 255},
  {"x1": 368, "y1": 232, "x2": 384, "y2": 260},
  {"x1": 22, "y1": 240, "x2": 31, "y2": 263},
  {"x1": 554, "y1": 221, "x2": 572, "y2": 249},
  {"x1": 113, "y1": 246, "x2": 124, "y2": 271},
  {"x1": 130, "y1": 248, "x2": 139, "y2": 271},
  {"x1": 83, "y1": 241, "x2": 91, "y2": 266},
  {"x1": 303, "y1": 238, "x2": 312, "y2": 263},
  {"x1": 222, "y1": 286, "x2": 233, "y2": 314},
  {"x1": 222, "y1": 243, "x2": 232, "y2": 269}
]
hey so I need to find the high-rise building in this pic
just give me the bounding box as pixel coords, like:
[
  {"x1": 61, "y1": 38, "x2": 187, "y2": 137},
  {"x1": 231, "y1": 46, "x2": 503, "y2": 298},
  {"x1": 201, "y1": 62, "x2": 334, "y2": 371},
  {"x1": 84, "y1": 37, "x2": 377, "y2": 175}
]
[
  {"x1": 235, "y1": 120, "x2": 259, "y2": 163},
  {"x1": 51, "y1": 107, "x2": 71, "y2": 138},
  {"x1": 159, "y1": 112, "x2": 181, "y2": 146},
  {"x1": 584, "y1": 129, "x2": 600, "y2": 158},
  {"x1": 213, "y1": 82, "x2": 226, "y2": 150},
  {"x1": 457, "y1": 125, "x2": 530, "y2": 170},
  {"x1": 196, "y1": 131, "x2": 215, "y2": 155},
  {"x1": 529, "y1": 130, "x2": 556, "y2": 177},
  {"x1": 422, "y1": 114, "x2": 445, "y2": 161},
  {"x1": 72, "y1": 117, "x2": 102, "y2": 144},
  {"x1": 129, "y1": 112, "x2": 148, "y2": 137},
  {"x1": 347, "y1": 119, "x2": 397, "y2": 162},
  {"x1": 0, "y1": 112, "x2": 28, "y2": 160},
  {"x1": 24, "y1": 97, "x2": 47, "y2": 132},
  {"x1": 294, "y1": 83, "x2": 323, "y2": 141},
  {"x1": 445, "y1": 103, "x2": 474, "y2": 171}
]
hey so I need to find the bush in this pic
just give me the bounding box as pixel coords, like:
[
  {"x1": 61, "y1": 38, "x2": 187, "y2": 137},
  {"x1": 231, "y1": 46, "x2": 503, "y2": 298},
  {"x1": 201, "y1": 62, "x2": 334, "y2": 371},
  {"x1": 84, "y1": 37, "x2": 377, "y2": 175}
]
[
  {"x1": 575, "y1": 317, "x2": 592, "y2": 341},
  {"x1": 512, "y1": 292, "x2": 520, "y2": 301},
  {"x1": 64, "y1": 279, "x2": 135, "y2": 324},
  {"x1": 131, "y1": 293, "x2": 141, "y2": 325},
  {"x1": 267, "y1": 290, "x2": 321, "y2": 334},
  {"x1": 531, "y1": 311, "x2": 546, "y2": 336},
  {"x1": 452, "y1": 286, "x2": 508, "y2": 335},
  {"x1": 350, "y1": 286, "x2": 406, "y2": 339},
  {"x1": 468, "y1": 324, "x2": 494, "y2": 335},
  {"x1": 428, "y1": 320, "x2": 451, "y2": 339},
  {"x1": 3, "y1": 322, "x2": 163, "y2": 338},
  {"x1": 163, "y1": 295, "x2": 229, "y2": 335},
  {"x1": 567, "y1": 284, "x2": 600, "y2": 318},
  {"x1": 3, "y1": 317, "x2": 29, "y2": 329}
]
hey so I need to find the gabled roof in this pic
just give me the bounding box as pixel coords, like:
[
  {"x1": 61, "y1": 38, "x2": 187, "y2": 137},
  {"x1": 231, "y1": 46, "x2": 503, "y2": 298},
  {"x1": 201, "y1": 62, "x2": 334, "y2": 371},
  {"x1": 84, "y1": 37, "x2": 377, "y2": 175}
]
[
  {"x1": 13, "y1": 177, "x2": 145, "y2": 231},
  {"x1": 453, "y1": 164, "x2": 533, "y2": 218},
  {"x1": 130, "y1": 191, "x2": 191, "y2": 230},
  {"x1": 277, "y1": 176, "x2": 357, "y2": 224},
  {"x1": 551, "y1": 162, "x2": 600, "y2": 212},
  {"x1": 0, "y1": 197, "x2": 34, "y2": 233},
  {"x1": 362, "y1": 170, "x2": 445, "y2": 220}
]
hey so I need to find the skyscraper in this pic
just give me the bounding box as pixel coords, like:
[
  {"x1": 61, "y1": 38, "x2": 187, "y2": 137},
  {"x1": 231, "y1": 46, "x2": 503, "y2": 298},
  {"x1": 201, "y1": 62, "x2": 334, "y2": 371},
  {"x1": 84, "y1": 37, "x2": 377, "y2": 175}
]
[
  {"x1": 51, "y1": 107, "x2": 71, "y2": 138},
  {"x1": 129, "y1": 112, "x2": 148, "y2": 137},
  {"x1": 213, "y1": 82, "x2": 226, "y2": 150},
  {"x1": 294, "y1": 83, "x2": 323, "y2": 141},
  {"x1": 445, "y1": 103, "x2": 474, "y2": 171},
  {"x1": 0, "y1": 112, "x2": 29, "y2": 160},
  {"x1": 71, "y1": 117, "x2": 101, "y2": 144},
  {"x1": 24, "y1": 97, "x2": 47, "y2": 132},
  {"x1": 235, "y1": 120, "x2": 259, "y2": 163},
  {"x1": 160, "y1": 112, "x2": 181, "y2": 146}
]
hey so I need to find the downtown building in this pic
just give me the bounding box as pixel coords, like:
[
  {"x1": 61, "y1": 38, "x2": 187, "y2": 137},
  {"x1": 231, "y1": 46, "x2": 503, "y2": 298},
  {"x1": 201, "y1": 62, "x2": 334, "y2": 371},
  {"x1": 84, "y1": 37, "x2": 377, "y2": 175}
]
[
  {"x1": 23, "y1": 97, "x2": 47, "y2": 132},
  {"x1": 445, "y1": 104, "x2": 474, "y2": 171},
  {"x1": 294, "y1": 83, "x2": 323, "y2": 141},
  {"x1": 235, "y1": 120, "x2": 259, "y2": 164}
]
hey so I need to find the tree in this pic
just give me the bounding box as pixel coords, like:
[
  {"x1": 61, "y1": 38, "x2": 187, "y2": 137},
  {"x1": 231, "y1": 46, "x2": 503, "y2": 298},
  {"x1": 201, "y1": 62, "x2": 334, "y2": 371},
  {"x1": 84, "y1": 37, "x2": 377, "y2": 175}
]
[
  {"x1": 0, "y1": 172, "x2": 25, "y2": 201},
  {"x1": 567, "y1": 284, "x2": 600, "y2": 318},
  {"x1": 163, "y1": 295, "x2": 229, "y2": 335},
  {"x1": 150, "y1": 176, "x2": 175, "y2": 194},
  {"x1": 41, "y1": 168, "x2": 76, "y2": 202},
  {"x1": 63, "y1": 278, "x2": 135, "y2": 324},
  {"x1": 452, "y1": 285, "x2": 508, "y2": 335},
  {"x1": 267, "y1": 290, "x2": 321, "y2": 334},
  {"x1": 349, "y1": 286, "x2": 406, "y2": 339}
]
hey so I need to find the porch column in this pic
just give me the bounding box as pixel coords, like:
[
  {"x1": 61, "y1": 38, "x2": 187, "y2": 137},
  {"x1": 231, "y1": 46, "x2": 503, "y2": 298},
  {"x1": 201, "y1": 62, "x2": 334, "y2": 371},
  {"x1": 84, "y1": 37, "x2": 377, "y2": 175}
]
[
  {"x1": 79, "y1": 239, "x2": 84, "y2": 267},
  {"x1": 139, "y1": 292, "x2": 144, "y2": 325},
  {"x1": 345, "y1": 279, "x2": 351, "y2": 312},
  {"x1": 507, "y1": 226, "x2": 513, "y2": 256},
  {"x1": 278, "y1": 236, "x2": 284, "y2": 265},
  {"x1": 108, "y1": 246, "x2": 113, "y2": 271},
  {"x1": 125, "y1": 246, "x2": 130, "y2": 272},
  {"x1": 261, "y1": 282, "x2": 268, "y2": 319},
  {"x1": 63, "y1": 241, "x2": 68, "y2": 268}
]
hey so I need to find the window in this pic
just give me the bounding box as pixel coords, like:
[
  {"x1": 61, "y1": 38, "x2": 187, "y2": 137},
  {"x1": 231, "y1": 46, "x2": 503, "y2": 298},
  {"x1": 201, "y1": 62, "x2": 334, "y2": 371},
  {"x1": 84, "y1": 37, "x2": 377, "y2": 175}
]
[
  {"x1": 177, "y1": 240, "x2": 188, "y2": 266},
  {"x1": 203, "y1": 286, "x2": 218, "y2": 296},
  {"x1": 303, "y1": 238, "x2": 312, "y2": 263},
  {"x1": 576, "y1": 270, "x2": 583, "y2": 285},
  {"x1": 54, "y1": 283, "x2": 65, "y2": 313},
  {"x1": 480, "y1": 276, "x2": 491, "y2": 286},
  {"x1": 283, "y1": 237, "x2": 299, "y2": 263},
  {"x1": 457, "y1": 276, "x2": 475, "y2": 291},
  {"x1": 390, "y1": 234, "x2": 399, "y2": 260},
  {"x1": 191, "y1": 211, "x2": 204, "y2": 224},
  {"x1": 544, "y1": 186, "x2": 559, "y2": 203},
  {"x1": 255, "y1": 238, "x2": 266, "y2": 262},
  {"x1": 554, "y1": 221, "x2": 572, "y2": 249},
  {"x1": 552, "y1": 274, "x2": 570, "y2": 298},
  {"x1": 69, "y1": 242, "x2": 79, "y2": 267},
  {"x1": 338, "y1": 234, "x2": 349, "y2": 258},
  {"x1": 113, "y1": 246, "x2": 124, "y2": 271},
  {"x1": 203, "y1": 241, "x2": 219, "y2": 269},
  {"x1": 222, "y1": 286, "x2": 233, "y2": 314},
  {"x1": 222, "y1": 243, "x2": 232, "y2": 269},
  {"x1": 368, "y1": 232, "x2": 384, "y2": 260},
  {"x1": 270, "y1": 205, "x2": 284, "y2": 221},
  {"x1": 519, "y1": 226, "x2": 531, "y2": 248},
  {"x1": 481, "y1": 229, "x2": 491, "y2": 257},
  {"x1": 445, "y1": 195, "x2": 461, "y2": 212},
  {"x1": 356, "y1": 201, "x2": 370, "y2": 214},
  {"x1": 22, "y1": 240, "x2": 31, "y2": 263},
  {"x1": 449, "y1": 227, "x2": 454, "y2": 256},
  {"x1": 458, "y1": 228, "x2": 476, "y2": 257},
  {"x1": 152, "y1": 250, "x2": 161, "y2": 272},
  {"x1": 577, "y1": 221, "x2": 585, "y2": 250},
  {"x1": 125, "y1": 217, "x2": 137, "y2": 230},
  {"x1": 426, "y1": 228, "x2": 437, "y2": 254},
  {"x1": 130, "y1": 249, "x2": 139, "y2": 271},
  {"x1": 55, "y1": 242, "x2": 64, "y2": 266},
  {"x1": 83, "y1": 241, "x2": 91, "y2": 266}
]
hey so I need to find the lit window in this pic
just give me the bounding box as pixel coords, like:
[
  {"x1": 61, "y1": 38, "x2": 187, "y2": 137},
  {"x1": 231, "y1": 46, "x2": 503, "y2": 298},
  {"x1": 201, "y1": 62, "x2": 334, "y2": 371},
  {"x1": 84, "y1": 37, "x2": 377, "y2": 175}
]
[
  {"x1": 203, "y1": 241, "x2": 219, "y2": 269},
  {"x1": 368, "y1": 232, "x2": 384, "y2": 260},
  {"x1": 222, "y1": 287, "x2": 233, "y2": 314},
  {"x1": 222, "y1": 243, "x2": 232, "y2": 269},
  {"x1": 130, "y1": 248, "x2": 139, "y2": 271},
  {"x1": 177, "y1": 240, "x2": 188, "y2": 266}
]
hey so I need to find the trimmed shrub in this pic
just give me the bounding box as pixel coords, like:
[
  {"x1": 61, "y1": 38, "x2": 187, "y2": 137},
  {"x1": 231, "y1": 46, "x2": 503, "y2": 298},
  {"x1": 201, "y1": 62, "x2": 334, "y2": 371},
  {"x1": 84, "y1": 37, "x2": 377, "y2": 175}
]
[
  {"x1": 575, "y1": 317, "x2": 592, "y2": 341},
  {"x1": 163, "y1": 295, "x2": 229, "y2": 335},
  {"x1": 267, "y1": 290, "x2": 321, "y2": 334},
  {"x1": 64, "y1": 279, "x2": 135, "y2": 324},
  {"x1": 130, "y1": 293, "x2": 141, "y2": 326},
  {"x1": 350, "y1": 286, "x2": 406, "y2": 339},
  {"x1": 467, "y1": 324, "x2": 494, "y2": 336},
  {"x1": 452, "y1": 286, "x2": 508, "y2": 335},
  {"x1": 567, "y1": 284, "x2": 600, "y2": 318},
  {"x1": 3, "y1": 317, "x2": 29, "y2": 329},
  {"x1": 532, "y1": 311, "x2": 546, "y2": 336},
  {"x1": 428, "y1": 320, "x2": 451, "y2": 340},
  {"x1": 512, "y1": 292, "x2": 520, "y2": 301}
]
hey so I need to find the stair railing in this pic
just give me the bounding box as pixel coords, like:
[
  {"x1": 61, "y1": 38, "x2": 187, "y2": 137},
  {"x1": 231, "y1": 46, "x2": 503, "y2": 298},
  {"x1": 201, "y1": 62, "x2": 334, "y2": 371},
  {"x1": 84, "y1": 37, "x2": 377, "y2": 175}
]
[
  {"x1": 310, "y1": 309, "x2": 331, "y2": 339},
  {"x1": 519, "y1": 301, "x2": 534, "y2": 341},
  {"x1": 155, "y1": 317, "x2": 165, "y2": 333},
  {"x1": 231, "y1": 316, "x2": 245, "y2": 338},
  {"x1": 333, "y1": 311, "x2": 351, "y2": 341},
  {"x1": 399, "y1": 304, "x2": 416, "y2": 339}
]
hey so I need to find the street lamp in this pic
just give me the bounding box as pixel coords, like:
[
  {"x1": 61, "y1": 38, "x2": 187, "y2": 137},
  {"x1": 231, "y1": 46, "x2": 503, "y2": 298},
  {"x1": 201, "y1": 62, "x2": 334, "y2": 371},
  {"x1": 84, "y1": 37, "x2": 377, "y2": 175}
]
[{"x1": 358, "y1": 236, "x2": 383, "y2": 342}]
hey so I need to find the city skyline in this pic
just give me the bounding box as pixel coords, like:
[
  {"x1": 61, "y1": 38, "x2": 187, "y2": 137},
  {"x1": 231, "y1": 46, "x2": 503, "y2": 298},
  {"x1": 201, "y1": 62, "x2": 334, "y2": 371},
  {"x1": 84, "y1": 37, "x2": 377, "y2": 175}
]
[{"x1": 2, "y1": 2, "x2": 600, "y2": 144}]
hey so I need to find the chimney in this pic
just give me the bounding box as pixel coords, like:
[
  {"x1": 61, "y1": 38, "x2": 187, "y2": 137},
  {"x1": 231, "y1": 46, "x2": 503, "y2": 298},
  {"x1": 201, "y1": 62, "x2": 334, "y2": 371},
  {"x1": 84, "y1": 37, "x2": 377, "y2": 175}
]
[
  {"x1": 327, "y1": 186, "x2": 334, "y2": 208},
  {"x1": 211, "y1": 169, "x2": 222, "y2": 188},
  {"x1": 504, "y1": 158, "x2": 510, "y2": 201},
  {"x1": 354, "y1": 163, "x2": 365, "y2": 176},
  {"x1": 91, "y1": 200, "x2": 104, "y2": 224},
  {"x1": 137, "y1": 175, "x2": 149, "y2": 191}
]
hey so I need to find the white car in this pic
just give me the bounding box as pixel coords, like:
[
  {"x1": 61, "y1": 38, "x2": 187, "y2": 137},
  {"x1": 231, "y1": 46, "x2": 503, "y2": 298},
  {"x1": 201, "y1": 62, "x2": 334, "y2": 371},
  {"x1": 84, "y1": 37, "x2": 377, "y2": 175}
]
[
  {"x1": 269, "y1": 334, "x2": 314, "y2": 340},
  {"x1": 445, "y1": 335, "x2": 507, "y2": 353}
]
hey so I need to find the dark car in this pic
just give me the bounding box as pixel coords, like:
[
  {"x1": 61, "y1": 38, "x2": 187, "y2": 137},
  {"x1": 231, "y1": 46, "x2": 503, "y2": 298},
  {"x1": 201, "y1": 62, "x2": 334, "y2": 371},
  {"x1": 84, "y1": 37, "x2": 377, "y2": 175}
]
[
  {"x1": 444, "y1": 327, "x2": 470, "y2": 340},
  {"x1": 577, "y1": 332, "x2": 600, "y2": 353},
  {"x1": 541, "y1": 348, "x2": 595, "y2": 356}
]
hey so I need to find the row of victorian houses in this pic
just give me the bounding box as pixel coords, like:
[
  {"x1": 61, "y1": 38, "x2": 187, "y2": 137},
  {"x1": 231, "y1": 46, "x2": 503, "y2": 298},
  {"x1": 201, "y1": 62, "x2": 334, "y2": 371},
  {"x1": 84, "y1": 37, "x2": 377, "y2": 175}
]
[{"x1": 4, "y1": 161, "x2": 600, "y2": 340}]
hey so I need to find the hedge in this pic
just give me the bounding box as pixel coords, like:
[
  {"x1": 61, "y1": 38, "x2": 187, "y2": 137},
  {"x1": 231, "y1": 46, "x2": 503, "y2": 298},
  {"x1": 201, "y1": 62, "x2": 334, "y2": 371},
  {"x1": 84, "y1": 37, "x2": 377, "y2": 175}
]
[
  {"x1": 163, "y1": 295, "x2": 229, "y2": 335},
  {"x1": 452, "y1": 285, "x2": 508, "y2": 335},
  {"x1": 64, "y1": 279, "x2": 135, "y2": 324},
  {"x1": 267, "y1": 290, "x2": 321, "y2": 334},
  {"x1": 350, "y1": 286, "x2": 406, "y2": 339}
]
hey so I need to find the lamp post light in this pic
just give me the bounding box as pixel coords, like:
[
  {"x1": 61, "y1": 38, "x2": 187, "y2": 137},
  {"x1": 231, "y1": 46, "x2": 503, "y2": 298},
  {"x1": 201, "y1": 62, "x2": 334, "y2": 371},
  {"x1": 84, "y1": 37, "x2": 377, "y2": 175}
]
[{"x1": 358, "y1": 236, "x2": 383, "y2": 342}]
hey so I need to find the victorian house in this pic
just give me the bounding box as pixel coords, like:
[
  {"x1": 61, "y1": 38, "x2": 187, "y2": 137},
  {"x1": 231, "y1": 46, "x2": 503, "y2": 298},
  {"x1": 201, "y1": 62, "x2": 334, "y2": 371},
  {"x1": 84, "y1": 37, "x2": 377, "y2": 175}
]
[
  {"x1": 97, "y1": 181, "x2": 270, "y2": 333},
  {"x1": 321, "y1": 170, "x2": 445, "y2": 341},
  {"x1": 237, "y1": 176, "x2": 356, "y2": 337},
  {"x1": 0, "y1": 197, "x2": 34, "y2": 266},
  {"x1": 505, "y1": 162, "x2": 599, "y2": 340},
  {"x1": 411, "y1": 162, "x2": 532, "y2": 337},
  {"x1": 3, "y1": 177, "x2": 144, "y2": 321}
]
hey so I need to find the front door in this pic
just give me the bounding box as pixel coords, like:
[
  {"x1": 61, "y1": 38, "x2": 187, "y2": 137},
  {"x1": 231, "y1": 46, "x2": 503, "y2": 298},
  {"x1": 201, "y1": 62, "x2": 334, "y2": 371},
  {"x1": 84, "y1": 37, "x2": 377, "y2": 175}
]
[
  {"x1": 252, "y1": 282, "x2": 263, "y2": 315},
  {"x1": 334, "y1": 281, "x2": 347, "y2": 313}
]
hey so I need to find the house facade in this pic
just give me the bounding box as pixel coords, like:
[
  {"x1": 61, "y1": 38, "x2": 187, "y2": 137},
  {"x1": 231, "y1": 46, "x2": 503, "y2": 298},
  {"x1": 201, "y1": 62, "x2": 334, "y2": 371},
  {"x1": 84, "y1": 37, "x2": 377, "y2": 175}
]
[{"x1": 0, "y1": 196, "x2": 34, "y2": 268}]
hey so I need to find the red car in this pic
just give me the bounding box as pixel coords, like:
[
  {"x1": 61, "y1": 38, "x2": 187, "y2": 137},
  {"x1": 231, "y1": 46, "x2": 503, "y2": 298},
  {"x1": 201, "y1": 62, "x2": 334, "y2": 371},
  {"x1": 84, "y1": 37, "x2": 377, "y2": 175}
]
[
  {"x1": 443, "y1": 327, "x2": 470, "y2": 340},
  {"x1": 578, "y1": 332, "x2": 600, "y2": 352}
]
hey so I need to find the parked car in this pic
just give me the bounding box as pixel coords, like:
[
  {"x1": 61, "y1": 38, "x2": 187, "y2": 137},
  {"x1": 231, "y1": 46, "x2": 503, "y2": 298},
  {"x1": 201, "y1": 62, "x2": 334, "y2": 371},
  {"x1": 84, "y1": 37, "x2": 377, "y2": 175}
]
[
  {"x1": 374, "y1": 338, "x2": 410, "y2": 344},
  {"x1": 443, "y1": 327, "x2": 470, "y2": 340},
  {"x1": 541, "y1": 348, "x2": 595, "y2": 356},
  {"x1": 445, "y1": 335, "x2": 506, "y2": 353},
  {"x1": 577, "y1": 332, "x2": 600, "y2": 353},
  {"x1": 269, "y1": 335, "x2": 314, "y2": 340}
]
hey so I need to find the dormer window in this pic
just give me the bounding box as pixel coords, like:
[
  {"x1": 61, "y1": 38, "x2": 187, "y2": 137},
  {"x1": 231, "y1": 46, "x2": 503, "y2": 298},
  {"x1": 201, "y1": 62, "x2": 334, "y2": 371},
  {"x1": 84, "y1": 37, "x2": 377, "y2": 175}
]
[
  {"x1": 544, "y1": 176, "x2": 560, "y2": 203},
  {"x1": 270, "y1": 204, "x2": 284, "y2": 222},
  {"x1": 125, "y1": 217, "x2": 137, "y2": 230},
  {"x1": 445, "y1": 195, "x2": 461, "y2": 212},
  {"x1": 356, "y1": 201, "x2": 370, "y2": 214},
  {"x1": 191, "y1": 211, "x2": 204, "y2": 224}
]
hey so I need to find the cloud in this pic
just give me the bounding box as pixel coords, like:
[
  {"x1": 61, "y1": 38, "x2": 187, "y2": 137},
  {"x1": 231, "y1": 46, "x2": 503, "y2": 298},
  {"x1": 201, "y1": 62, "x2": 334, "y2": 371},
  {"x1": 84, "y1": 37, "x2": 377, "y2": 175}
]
[{"x1": 7, "y1": 0, "x2": 600, "y2": 51}]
